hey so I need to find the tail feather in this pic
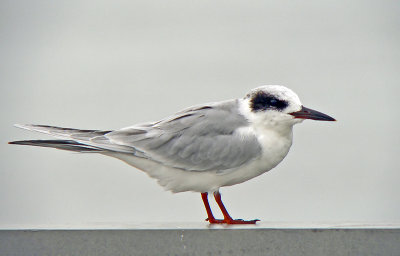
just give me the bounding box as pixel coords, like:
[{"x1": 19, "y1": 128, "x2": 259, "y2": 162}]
[
  {"x1": 11, "y1": 124, "x2": 136, "y2": 153},
  {"x1": 9, "y1": 140, "x2": 104, "y2": 152},
  {"x1": 14, "y1": 124, "x2": 112, "y2": 139}
]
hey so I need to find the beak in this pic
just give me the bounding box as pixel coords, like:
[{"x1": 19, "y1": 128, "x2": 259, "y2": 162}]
[{"x1": 289, "y1": 106, "x2": 336, "y2": 121}]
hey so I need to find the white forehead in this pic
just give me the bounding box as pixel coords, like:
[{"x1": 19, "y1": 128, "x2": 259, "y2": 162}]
[{"x1": 248, "y1": 85, "x2": 302, "y2": 105}]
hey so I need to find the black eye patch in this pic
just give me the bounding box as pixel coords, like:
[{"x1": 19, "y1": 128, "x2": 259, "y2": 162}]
[{"x1": 250, "y1": 92, "x2": 288, "y2": 112}]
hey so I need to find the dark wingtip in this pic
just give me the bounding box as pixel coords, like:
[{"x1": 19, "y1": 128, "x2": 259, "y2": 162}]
[{"x1": 9, "y1": 140, "x2": 33, "y2": 145}]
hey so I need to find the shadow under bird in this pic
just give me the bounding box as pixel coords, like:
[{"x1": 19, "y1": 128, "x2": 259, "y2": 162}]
[{"x1": 10, "y1": 85, "x2": 335, "y2": 224}]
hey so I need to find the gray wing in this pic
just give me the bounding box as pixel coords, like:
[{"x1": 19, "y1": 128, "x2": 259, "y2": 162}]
[
  {"x1": 12, "y1": 124, "x2": 135, "y2": 153},
  {"x1": 106, "y1": 100, "x2": 262, "y2": 172},
  {"x1": 11, "y1": 100, "x2": 262, "y2": 172}
]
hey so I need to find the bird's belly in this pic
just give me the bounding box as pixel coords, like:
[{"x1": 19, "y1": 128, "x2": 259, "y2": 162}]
[
  {"x1": 107, "y1": 133, "x2": 292, "y2": 193},
  {"x1": 218, "y1": 134, "x2": 293, "y2": 187}
]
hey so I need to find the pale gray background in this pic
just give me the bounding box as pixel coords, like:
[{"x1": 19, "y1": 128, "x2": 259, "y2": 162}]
[{"x1": 1, "y1": 0, "x2": 399, "y2": 228}]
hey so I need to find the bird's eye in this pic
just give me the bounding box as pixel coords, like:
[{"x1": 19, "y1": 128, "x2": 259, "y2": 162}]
[
  {"x1": 269, "y1": 98, "x2": 278, "y2": 106},
  {"x1": 250, "y1": 92, "x2": 288, "y2": 112}
]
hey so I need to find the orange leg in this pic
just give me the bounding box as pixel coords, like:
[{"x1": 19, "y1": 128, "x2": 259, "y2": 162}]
[
  {"x1": 201, "y1": 192, "x2": 224, "y2": 224},
  {"x1": 201, "y1": 192, "x2": 259, "y2": 225}
]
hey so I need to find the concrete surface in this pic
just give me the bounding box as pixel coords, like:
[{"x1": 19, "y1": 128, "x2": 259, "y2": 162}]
[{"x1": 1, "y1": 228, "x2": 399, "y2": 256}]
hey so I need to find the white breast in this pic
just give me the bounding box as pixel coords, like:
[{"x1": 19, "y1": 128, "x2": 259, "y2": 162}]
[
  {"x1": 216, "y1": 125, "x2": 293, "y2": 187},
  {"x1": 107, "y1": 125, "x2": 293, "y2": 193}
]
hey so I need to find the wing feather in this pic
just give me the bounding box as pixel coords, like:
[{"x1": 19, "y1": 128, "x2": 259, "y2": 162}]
[
  {"x1": 13, "y1": 100, "x2": 262, "y2": 172},
  {"x1": 14, "y1": 124, "x2": 135, "y2": 153},
  {"x1": 107, "y1": 100, "x2": 262, "y2": 172}
]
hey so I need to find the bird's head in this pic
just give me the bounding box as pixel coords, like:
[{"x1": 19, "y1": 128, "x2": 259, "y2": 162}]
[{"x1": 241, "y1": 85, "x2": 335, "y2": 131}]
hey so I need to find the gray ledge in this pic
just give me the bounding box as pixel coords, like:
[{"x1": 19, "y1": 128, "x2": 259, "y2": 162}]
[{"x1": 1, "y1": 223, "x2": 399, "y2": 256}]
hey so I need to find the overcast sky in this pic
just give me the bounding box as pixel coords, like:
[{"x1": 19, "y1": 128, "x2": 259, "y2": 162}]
[{"x1": 1, "y1": 0, "x2": 399, "y2": 228}]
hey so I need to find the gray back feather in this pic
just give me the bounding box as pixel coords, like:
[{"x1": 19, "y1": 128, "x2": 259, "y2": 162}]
[
  {"x1": 107, "y1": 100, "x2": 262, "y2": 172},
  {"x1": 13, "y1": 100, "x2": 262, "y2": 172}
]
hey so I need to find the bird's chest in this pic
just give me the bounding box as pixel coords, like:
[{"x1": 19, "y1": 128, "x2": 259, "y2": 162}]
[
  {"x1": 249, "y1": 128, "x2": 293, "y2": 178},
  {"x1": 221, "y1": 129, "x2": 293, "y2": 187},
  {"x1": 258, "y1": 131, "x2": 292, "y2": 162}
]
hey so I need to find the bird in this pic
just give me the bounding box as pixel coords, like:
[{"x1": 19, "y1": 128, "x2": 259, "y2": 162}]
[{"x1": 9, "y1": 85, "x2": 335, "y2": 225}]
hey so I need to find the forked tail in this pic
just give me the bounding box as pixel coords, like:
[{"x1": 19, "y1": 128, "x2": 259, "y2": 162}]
[
  {"x1": 9, "y1": 139, "x2": 104, "y2": 152},
  {"x1": 9, "y1": 124, "x2": 135, "y2": 153}
]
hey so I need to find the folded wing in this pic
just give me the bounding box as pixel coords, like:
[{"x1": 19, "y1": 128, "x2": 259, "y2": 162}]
[
  {"x1": 106, "y1": 100, "x2": 262, "y2": 172},
  {"x1": 11, "y1": 100, "x2": 262, "y2": 172}
]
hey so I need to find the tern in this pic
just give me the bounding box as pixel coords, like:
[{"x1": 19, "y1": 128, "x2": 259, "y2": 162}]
[{"x1": 10, "y1": 85, "x2": 335, "y2": 224}]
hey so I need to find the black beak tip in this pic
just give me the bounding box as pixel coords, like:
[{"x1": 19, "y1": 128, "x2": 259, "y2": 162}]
[
  {"x1": 319, "y1": 116, "x2": 336, "y2": 122},
  {"x1": 290, "y1": 106, "x2": 336, "y2": 121}
]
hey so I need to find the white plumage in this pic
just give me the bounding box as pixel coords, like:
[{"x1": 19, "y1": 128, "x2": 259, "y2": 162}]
[{"x1": 10, "y1": 85, "x2": 335, "y2": 224}]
